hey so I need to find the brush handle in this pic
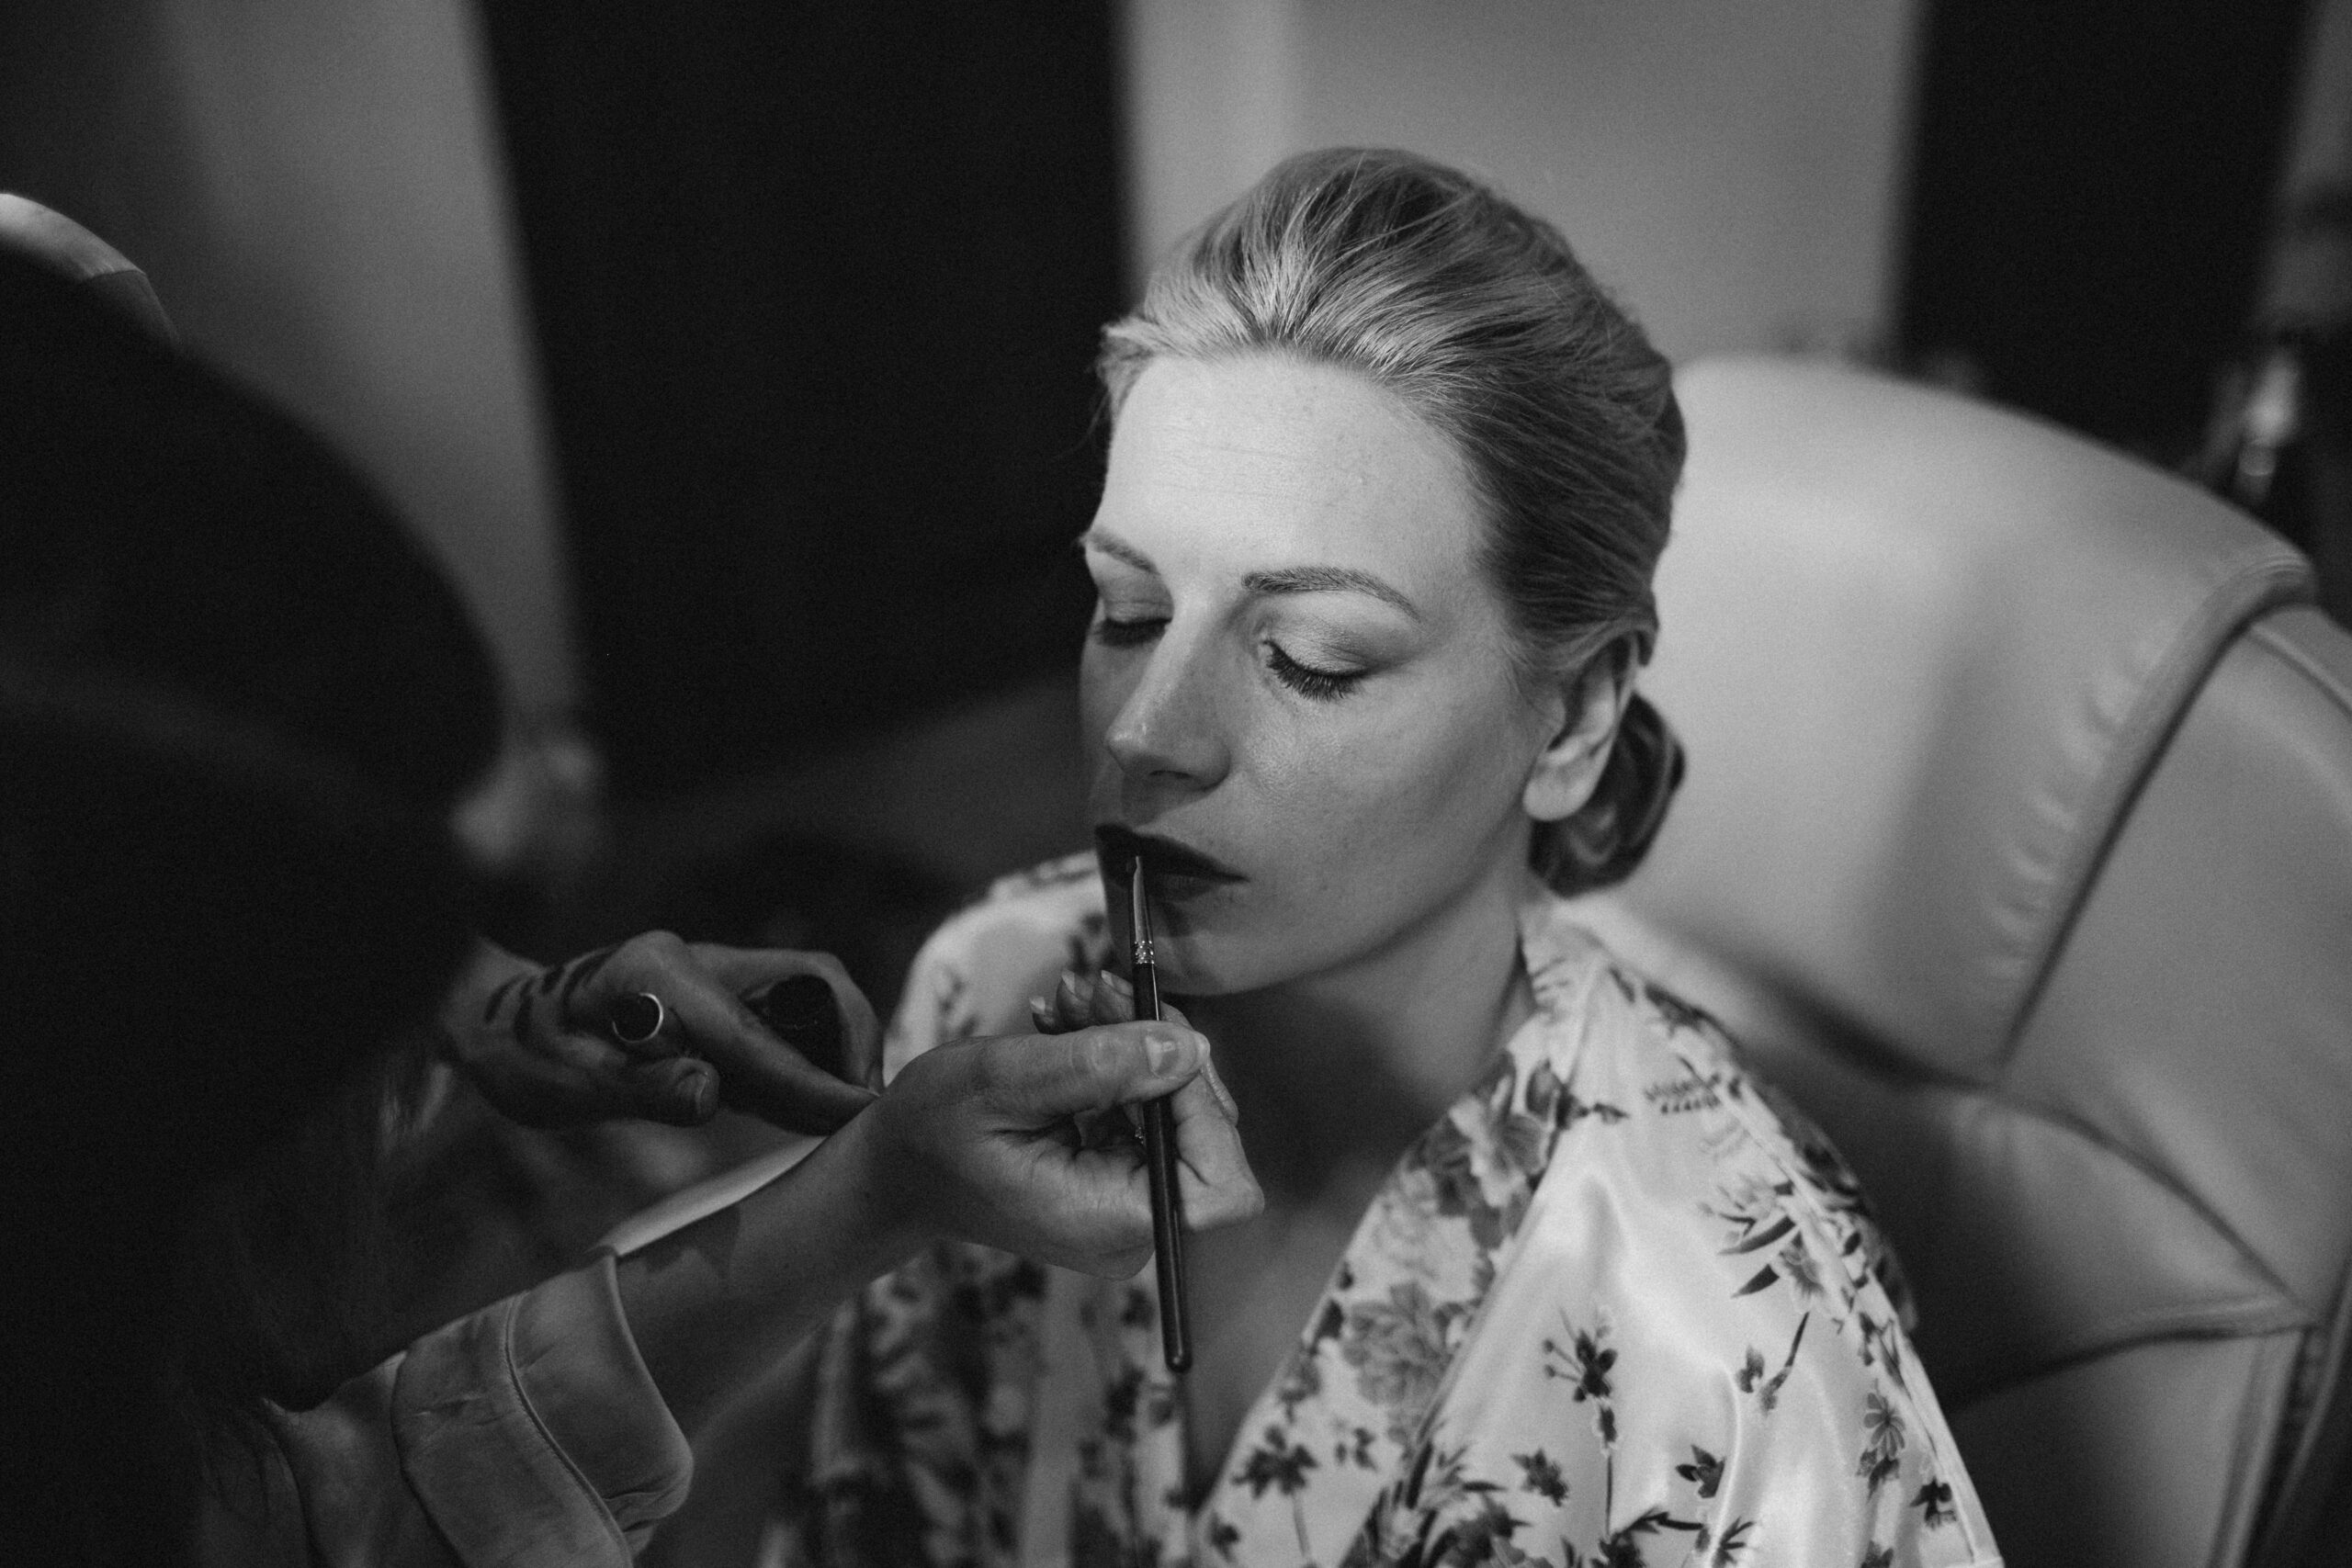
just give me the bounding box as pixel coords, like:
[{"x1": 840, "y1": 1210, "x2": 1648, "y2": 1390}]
[{"x1": 1132, "y1": 954, "x2": 1192, "y2": 1373}]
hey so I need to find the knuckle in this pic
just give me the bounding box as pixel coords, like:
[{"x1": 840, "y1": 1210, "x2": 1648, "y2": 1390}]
[
  {"x1": 960, "y1": 1039, "x2": 1001, "y2": 1100},
  {"x1": 1079, "y1": 1026, "x2": 1123, "y2": 1083},
  {"x1": 631, "y1": 930, "x2": 689, "y2": 965}
]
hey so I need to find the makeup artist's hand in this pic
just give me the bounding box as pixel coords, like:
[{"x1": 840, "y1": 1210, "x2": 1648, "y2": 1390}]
[
  {"x1": 843, "y1": 1021, "x2": 1261, "y2": 1276},
  {"x1": 614, "y1": 1020, "x2": 1261, "y2": 1438},
  {"x1": 1032, "y1": 967, "x2": 1241, "y2": 1127},
  {"x1": 436, "y1": 934, "x2": 881, "y2": 1134}
]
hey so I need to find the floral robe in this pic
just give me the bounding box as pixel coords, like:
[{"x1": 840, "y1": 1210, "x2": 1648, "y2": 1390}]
[{"x1": 765, "y1": 855, "x2": 2002, "y2": 1568}]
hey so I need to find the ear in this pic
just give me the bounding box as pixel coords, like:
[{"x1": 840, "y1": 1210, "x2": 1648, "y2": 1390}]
[{"x1": 1522, "y1": 648, "x2": 1634, "y2": 825}]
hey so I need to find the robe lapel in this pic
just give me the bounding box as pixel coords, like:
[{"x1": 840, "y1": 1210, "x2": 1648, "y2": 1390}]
[{"x1": 1190, "y1": 896, "x2": 1607, "y2": 1566}]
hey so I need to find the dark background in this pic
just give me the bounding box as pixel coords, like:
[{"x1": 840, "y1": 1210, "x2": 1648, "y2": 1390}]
[
  {"x1": 1895, "y1": 0, "x2": 2313, "y2": 460},
  {"x1": 481, "y1": 2, "x2": 1116, "y2": 801}
]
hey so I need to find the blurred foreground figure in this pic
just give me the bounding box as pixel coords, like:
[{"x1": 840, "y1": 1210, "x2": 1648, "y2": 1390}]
[
  {"x1": 0, "y1": 252, "x2": 1259, "y2": 1567},
  {"x1": 0, "y1": 188, "x2": 899, "y2": 1140}
]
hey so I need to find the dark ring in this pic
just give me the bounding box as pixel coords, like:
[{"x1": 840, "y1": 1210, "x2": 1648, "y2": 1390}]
[{"x1": 609, "y1": 991, "x2": 666, "y2": 1047}]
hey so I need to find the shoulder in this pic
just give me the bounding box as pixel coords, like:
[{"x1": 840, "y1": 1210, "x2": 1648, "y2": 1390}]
[
  {"x1": 1454, "y1": 892, "x2": 1995, "y2": 1564},
  {"x1": 885, "y1": 852, "x2": 1109, "y2": 1070},
  {"x1": 929, "y1": 850, "x2": 1109, "y2": 972},
  {"x1": 1518, "y1": 888, "x2": 1921, "y2": 1332}
]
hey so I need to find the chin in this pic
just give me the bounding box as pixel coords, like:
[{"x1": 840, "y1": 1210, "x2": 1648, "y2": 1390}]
[
  {"x1": 1141, "y1": 922, "x2": 1267, "y2": 998},
  {"x1": 1148, "y1": 913, "x2": 1351, "y2": 1000}
]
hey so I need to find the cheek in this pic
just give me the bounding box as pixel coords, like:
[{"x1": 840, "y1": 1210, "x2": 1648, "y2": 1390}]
[
  {"x1": 1193, "y1": 674, "x2": 1537, "y2": 981},
  {"x1": 1259, "y1": 693, "x2": 1531, "y2": 885},
  {"x1": 1142, "y1": 683, "x2": 1535, "y2": 995}
]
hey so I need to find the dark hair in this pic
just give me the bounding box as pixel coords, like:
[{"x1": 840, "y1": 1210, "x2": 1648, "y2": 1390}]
[
  {"x1": 0, "y1": 253, "x2": 497, "y2": 1564},
  {"x1": 1099, "y1": 149, "x2": 1686, "y2": 892}
]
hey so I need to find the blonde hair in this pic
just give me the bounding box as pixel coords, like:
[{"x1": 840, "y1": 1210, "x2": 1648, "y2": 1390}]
[{"x1": 1100, "y1": 148, "x2": 1686, "y2": 891}]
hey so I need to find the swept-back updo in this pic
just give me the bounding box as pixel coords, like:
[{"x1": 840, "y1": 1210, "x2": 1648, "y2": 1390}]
[{"x1": 1098, "y1": 148, "x2": 1686, "y2": 892}]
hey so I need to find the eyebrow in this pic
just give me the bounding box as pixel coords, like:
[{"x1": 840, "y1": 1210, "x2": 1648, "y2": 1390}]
[
  {"x1": 1080, "y1": 531, "x2": 1421, "y2": 620},
  {"x1": 1078, "y1": 530, "x2": 1155, "y2": 574},
  {"x1": 1242, "y1": 565, "x2": 1421, "y2": 619}
]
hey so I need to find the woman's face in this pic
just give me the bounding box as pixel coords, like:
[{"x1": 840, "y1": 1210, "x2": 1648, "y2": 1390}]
[{"x1": 1082, "y1": 354, "x2": 1565, "y2": 996}]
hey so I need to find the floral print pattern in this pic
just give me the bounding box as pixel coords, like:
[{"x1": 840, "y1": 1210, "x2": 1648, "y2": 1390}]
[{"x1": 763, "y1": 856, "x2": 2002, "y2": 1568}]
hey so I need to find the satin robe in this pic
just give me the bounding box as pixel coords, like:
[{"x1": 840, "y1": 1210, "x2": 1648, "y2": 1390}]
[{"x1": 768, "y1": 855, "x2": 2001, "y2": 1568}]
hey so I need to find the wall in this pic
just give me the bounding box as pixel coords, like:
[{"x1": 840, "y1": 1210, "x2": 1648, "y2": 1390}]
[
  {"x1": 1121, "y1": 0, "x2": 1926, "y2": 362},
  {"x1": 2269, "y1": 0, "x2": 2352, "y2": 316},
  {"x1": 0, "y1": 0, "x2": 573, "y2": 714},
  {"x1": 479, "y1": 3, "x2": 1120, "y2": 800}
]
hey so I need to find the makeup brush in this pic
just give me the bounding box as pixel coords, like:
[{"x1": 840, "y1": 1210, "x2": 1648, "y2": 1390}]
[{"x1": 1129, "y1": 854, "x2": 1193, "y2": 1374}]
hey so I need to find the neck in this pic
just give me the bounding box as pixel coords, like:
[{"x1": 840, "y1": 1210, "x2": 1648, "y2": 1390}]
[{"x1": 1178, "y1": 855, "x2": 1536, "y2": 1202}]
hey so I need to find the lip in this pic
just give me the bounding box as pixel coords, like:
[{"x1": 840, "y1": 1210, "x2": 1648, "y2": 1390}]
[{"x1": 1093, "y1": 824, "x2": 1246, "y2": 886}]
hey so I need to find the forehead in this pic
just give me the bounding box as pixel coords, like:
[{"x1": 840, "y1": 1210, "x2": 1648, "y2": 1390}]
[{"x1": 1098, "y1": 355, "x2": 1484, "y2": 592}]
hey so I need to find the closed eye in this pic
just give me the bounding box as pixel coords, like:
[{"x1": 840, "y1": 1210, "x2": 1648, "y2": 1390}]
[
  {"x1": 1091, "y1": 613, "x2": 1164, "y2": 649},
  {"x1": 1266, "y1": 640, "x2": 1365, "y2": 701}
]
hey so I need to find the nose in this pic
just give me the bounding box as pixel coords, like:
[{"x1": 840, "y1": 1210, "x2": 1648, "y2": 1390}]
[{"x1": 1102, "y1": 626, "x2": 1232, "y2": 795}]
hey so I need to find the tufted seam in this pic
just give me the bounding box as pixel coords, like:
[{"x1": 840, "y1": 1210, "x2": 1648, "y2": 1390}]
[
  {"x1": 2249, "y1": 612, "x2": 2352, "y2": 718},
  {"x1": 1883, "y1": 1079, "x2": 2311, "y2": 1407},
  {"x1": 1993, "y1": 549, "x2": 2312, "y2": 1066},
  {"x1": 2232, "y1": 609, "x2": 2352, "y2": 1567},
  {"x1": 2247, "y1": 1266, "x2": 2352, "y2": 1564}
]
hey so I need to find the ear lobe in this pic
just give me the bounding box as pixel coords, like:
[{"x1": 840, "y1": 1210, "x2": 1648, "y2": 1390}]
[{"x1": 1522, "y1": 657, "x2": 1632, "y2": 824}]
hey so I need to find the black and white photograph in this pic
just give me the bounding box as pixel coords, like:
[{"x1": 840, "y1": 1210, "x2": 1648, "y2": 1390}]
[{"x1": 3, "y1": 3, "x2": 2347, "y2": 1564}]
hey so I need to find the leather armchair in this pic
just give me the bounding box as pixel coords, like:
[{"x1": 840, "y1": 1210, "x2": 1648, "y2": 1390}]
[{"x1": 1576, "y1": 358, "x2": 2352, "y2": 1568}]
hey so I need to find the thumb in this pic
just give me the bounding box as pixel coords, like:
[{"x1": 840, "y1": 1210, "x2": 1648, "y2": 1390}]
[
  {"x1": 617, "y1": 1055, "x2": 723, "y2": 1126},
  {"x1": 968, "y1": 1022, "x2": 1206, "y2": 1122}
]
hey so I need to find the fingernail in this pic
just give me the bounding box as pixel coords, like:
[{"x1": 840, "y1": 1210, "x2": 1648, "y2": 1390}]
[
  {"x1": 681, "y1": 1066, "x2": 718, "y2": 1120},
  {"x1": 1145, "y1": 1028, "x2": 1198, "y2": 1077},
  {"x1": 1100, "y1": 971, "x2": 1133, "y2": 998}
]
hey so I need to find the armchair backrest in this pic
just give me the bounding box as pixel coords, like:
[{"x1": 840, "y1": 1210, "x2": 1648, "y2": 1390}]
[{"x1": 1577, "y1": 357, "x2": 2352, "y2": 1568}]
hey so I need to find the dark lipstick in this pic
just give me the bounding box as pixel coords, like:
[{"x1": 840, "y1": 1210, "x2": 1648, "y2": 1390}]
[{"x1": 1094, "y1": 824, "x2": 1243, "y2": 886}]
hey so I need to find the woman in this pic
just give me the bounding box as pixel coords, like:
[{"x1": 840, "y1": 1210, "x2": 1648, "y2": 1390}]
[
  {"x1": 772, "y1": 151, "x2": 2002, "y2": 1567},
  {"x1": 0, "y1": 249, "x2": 1258, "y2": 1568}
]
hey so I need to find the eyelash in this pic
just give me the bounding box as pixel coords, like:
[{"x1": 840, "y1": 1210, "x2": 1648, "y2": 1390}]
[
  {"x1": 1089, "y1": 613, "x2": 1365, "y2": 702},
  {"x1": 1091, "y1": 615, "x2": 1160, "y2": 649},
  {"x1": 1265, "y1": 641, "x2": 1363, "y2": 701}
]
